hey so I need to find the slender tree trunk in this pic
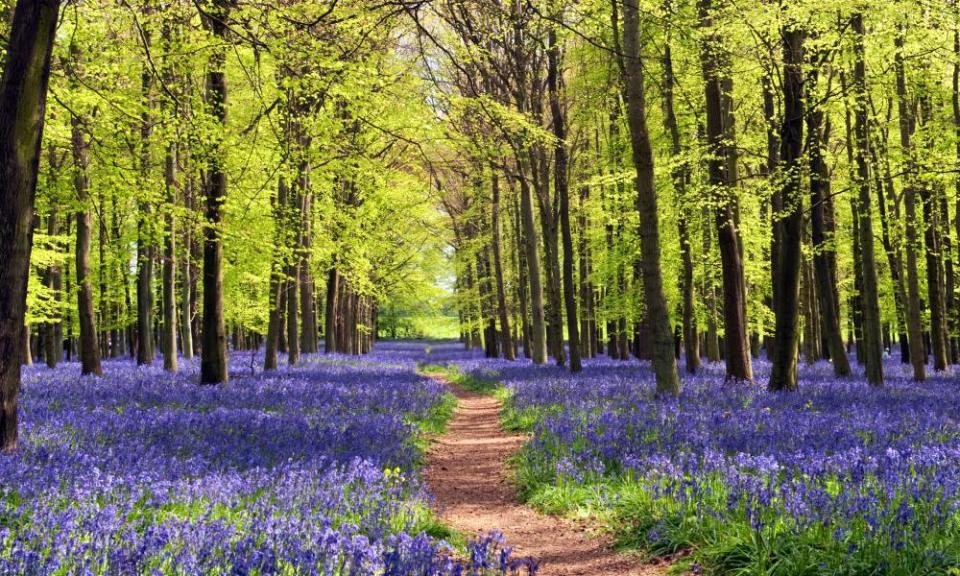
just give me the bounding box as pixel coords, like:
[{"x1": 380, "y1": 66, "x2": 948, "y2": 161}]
[
  {"x1": 162, "y1": 142, "x2": 178, "y2": 372},
  {"x1": 698, "y1": 0, "x2": 752, "y2": 381},
  {"x1": 702, "y1": 208, "x2": 721, "y2": 362},
  {"x1": 286, "y1": 260, "x2": 300, "y2": 365},
  {"x1": 518, "y1": 169, "x2": 547, "y2": 364},
  {"x1": 68, "y1": 40, "x2": 101, "y2": 376},
  {"x1": 548, "y1": 27, "x2": 580, "y2": 373},
  {"x1": 325, "y1": 267, "x2": 339, "y2": 354},
  {"x1": 870, "y1": 125, "x2": 910, "y2": 365},
  {"x1": 264, "y1": 178, "x2": 288, "y2": 371},
  {"x1": 894, "y1": 28, "x2": 927, "y2": 380},
  {"x1": 513, "y1": 187, "x2": 531, "y2": 358},
  {"x1": 953, "y1": 18, "x2": 960, "y2": 364},
  {"x1": 490, "y1": 173, "x2": 515, "y2": 360},
  {"x1": 769, "y1": 26, "x2": 804, "y2": 391},
  {"x1": 0, "y1": 0, "x2": 60, "y2": 451},
  {"x1": 663, "y1": 39, "x2": 700, "y2": 374},
  {"x1": 180, "y1": 175, "x2": 194, "y2": 360},
  {"x1": 808, "y1": 71, "x2": 851, "y2": 377},
  {"x1": 622, "y1": 0, "x2": 679, "y2": 393},
  {"x1": 851, "y1": 12, "x2": 884, "y2": 385},
  {"x1": 533, "y1": 148, "x2": 564, "y2": 366},
  {"x1": 763, "y1": 68, "x2": 781, "y2": 360},
  {"x1": 577, "y1": 184, "x2": 594, "y2": 359},
  {"x1": 72, "y1": 115, "x2": 102, "y2": 377},
  {"x1": 137, "y1": 11, "x2": 156, "y2": 366},
  {"x1": 199, "y1": 1, "x2": 230, "y2": 384},
  {"x1": 297, "y1": 154, "x2": 317, "y2": 354},
  {"x1": 96, "y1": 186, "x2": 109, "y2": 358},
  {"x1": 264, "y1": 266, "x2": 282, "y2": 370},
  {"x1": 917, "y1": 90, "x2": 951, "y2": 372},
  {"x1": 44, "y1": 151, "x2": 62, "y2": 368},
  {"x1": 941, "y1": 192, "x2": 957, "y2": 364}
]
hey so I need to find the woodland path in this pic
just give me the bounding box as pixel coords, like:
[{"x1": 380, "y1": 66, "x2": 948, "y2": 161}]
[{"x1": 423, "y1": 372, "x2": 669, "y2": 576}]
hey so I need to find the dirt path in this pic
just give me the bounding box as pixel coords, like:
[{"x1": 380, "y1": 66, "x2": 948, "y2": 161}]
[{"x1": 424, "y1": 373, "x2": 669, "y2": 576}]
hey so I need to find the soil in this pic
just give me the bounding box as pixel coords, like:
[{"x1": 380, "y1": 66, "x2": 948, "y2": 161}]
[{"x1": 424, "y1": 373, "x2": 670, "y2": 576}]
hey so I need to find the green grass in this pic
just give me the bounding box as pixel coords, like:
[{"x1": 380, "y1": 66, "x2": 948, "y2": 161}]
[
  {"x1": 416, "y1": 363, "x2": 540, "y2": 434},
  {"x1": 408, "y1": 391, "x2": 458, "y2": 455}
]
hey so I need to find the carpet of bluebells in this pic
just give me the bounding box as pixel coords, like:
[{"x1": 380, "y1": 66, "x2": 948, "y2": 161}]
[
  {"x1": 441, "y1": 345, "x2": 960, "y2": 575},
  {"x1": 1, "y1": 342, "x2": 536, "y2": 575}
]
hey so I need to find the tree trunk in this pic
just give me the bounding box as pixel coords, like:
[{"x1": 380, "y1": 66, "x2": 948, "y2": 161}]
[
  {"x1": 917, "y1": 91, "x2": 950, "y2": 372},
  {"x1": 71, "y1": 114, "x2": 102, "y2": 377},
  {"x1": 698, "y1": 0, "x2": 752, "y2": 381},
  {"x1": 869, "y1": 120, "x2": 910, "y2": 365},
  {"x1": 180, "y1": 175, "x2": 194, "y2": 360},
  {"x1": 0, "y1": 0, "x2": 60, "y2": 451},
  {"x1": 953, "y1": 19, "x2": 960, "y2": 364},
  {"x1": 548, "y1": 27, "x2": 580, "y2": 373},
  {"x1": 264, "y1": 178, "x2": 288, "y2": 371},
  {"x1": 577, "y1": 184, "x2": 595, "y2": 359},
  {"x1": 137, "y1": 11, "x2": 156, "y2": 367},
  {"x1": 533, "y1": 148, "x2": 565, "y2": 366},
  {"x1": 518, "y1": 168, "x2": 547, "y2": 364},
  {"x1": 286, "y1": 261, "x2": 300, "y2": 365},
  {"x1": 763, "y1": 68, "x2": 781, "y2": 360},
  {"x1": 622, "y1": 0, "x2": 679, "y2": 394},
  {"x1": 44, "y1": 151, "x2": 62, "y2": 369},
  {"x1": 199, "y1": 1, "x2": 230, "y2": 384},
  {"x1": 324, "y1": 267, "x2": 339, "y2": 354},
  {"x1": 850, "y1": 12, "x2": 884, "y2": 385},
  {"x1": 490, "y1": 173, "x2": 515, "y2": 360},
  {"x1": 807, "y1": 67, "x2": 851, "y2": 377},
  {"x1": 894, "y1": 27, "x2": 927, "y2": 381},
  {"x1": 162, "y1": 141, "x2": 178, "y2": 372},
  {"x1": 513, "y1": 187, "x2": 531, "y2": 358},
  {"x1": 662, "y1": 39, "x2": 700, "y2": 374},
  {"x1": 702, "y1": 207, "x2": 721, "y2": 362},
  {"x1": 297, "y1": 154, "x2": 318, "y2": 354},
  {"x1": 769, "y1": 26, "x2": 804, "y2": 392}
]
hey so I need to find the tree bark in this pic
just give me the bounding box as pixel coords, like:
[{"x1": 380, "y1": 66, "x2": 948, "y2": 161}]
[
  {"x1": 622, "y1": 0, "x2": 679, "y2": 394},
  {"x1": 160, "y1": 20, "x2": 178, "y2": 373},
  {"x1": 769, "y1": 26, "x2": 804, "y2": 391},
  {"x1": 850, "y1": 12, "x2": 884, "y2": 385},
  {"x1": 548, "y1": 26, "x2": 580, "y2": 373},
  {"x1": 698, "y1": 0, "x2": 752, "y2": 381},
  {"x1": 180, "y1": 175, "x2": 194, "y2": 359},
  {"x1": 264, "y1": 178, "x2": 288, "y2": 370},
  {"x1": 807, "y1": 68, "x2": 851, "y2": 377},
  {"x1": 162, "y1": 142, "x2": 178, "y2": 372},
  {"x1": 917, "y1": 90, "x2": 950, "y2": 372},
  {"x1": 662, "y1": 38, "x2": 699, "y2": 374},
  {"x1": 0, "y1": 0, "x2": 60, "y2": 451},
  {"x1": 953, "y1": 18, "x2": 960, "y2": 364},
  {"x1": 577, "y1": 184, "x2": 595, "y2": 359},
  {"x1": 513, "y1": 186, "x2": 532, "y2": 358},
  {"x1": 296, "y1": 137, "x2": 318, "y2": 354},
  {"x1": 518, "y1": 168, "x2": 547, "y2": 364},
  {"x1": 71, "y1": 114, "x2": 102, "y2": 377},
  {"x1": 533, "y1": 147, "x2": 565, "y2": 366},
  {"x1": 286, "y1": 262, "x2": 300, "y2": 365},
  {"x1": 137, "y1": 8, "x2": 156, "y2": 366},
  {"x1": 199, "y1": 0, "x2": 230, "y2": 384},
  {"x1": 324, "y1": 267, "x2": 339, "y2": 354},
  {"x1": 44, "y1": 149, "x2": 62, "y2": 368},
  {"x1": 490, "y1": 172, "x2": 515, "y2": 360},
  {"x1": 894, "y1": 27, "x2": 927, "y2": 380}
]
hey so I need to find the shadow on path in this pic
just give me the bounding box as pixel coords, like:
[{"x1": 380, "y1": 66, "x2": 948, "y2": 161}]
[{"x1": 423, "y1": 372, "x2": 669, "y2": 576}]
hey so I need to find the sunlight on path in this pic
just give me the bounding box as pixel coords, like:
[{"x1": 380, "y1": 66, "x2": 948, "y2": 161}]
[{"x1": 424, "y1": 372, "x2": 669, "y2": 576}]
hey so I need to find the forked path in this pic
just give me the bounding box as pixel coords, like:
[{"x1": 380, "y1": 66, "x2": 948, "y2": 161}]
[{"x1": 424, "y1": 373, "x2": 668, "y2": 576}]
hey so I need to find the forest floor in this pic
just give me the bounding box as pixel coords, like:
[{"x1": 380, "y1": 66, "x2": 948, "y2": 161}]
[{"x1": 424, "y1": 372, "x2": 669, "y2": 576}]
